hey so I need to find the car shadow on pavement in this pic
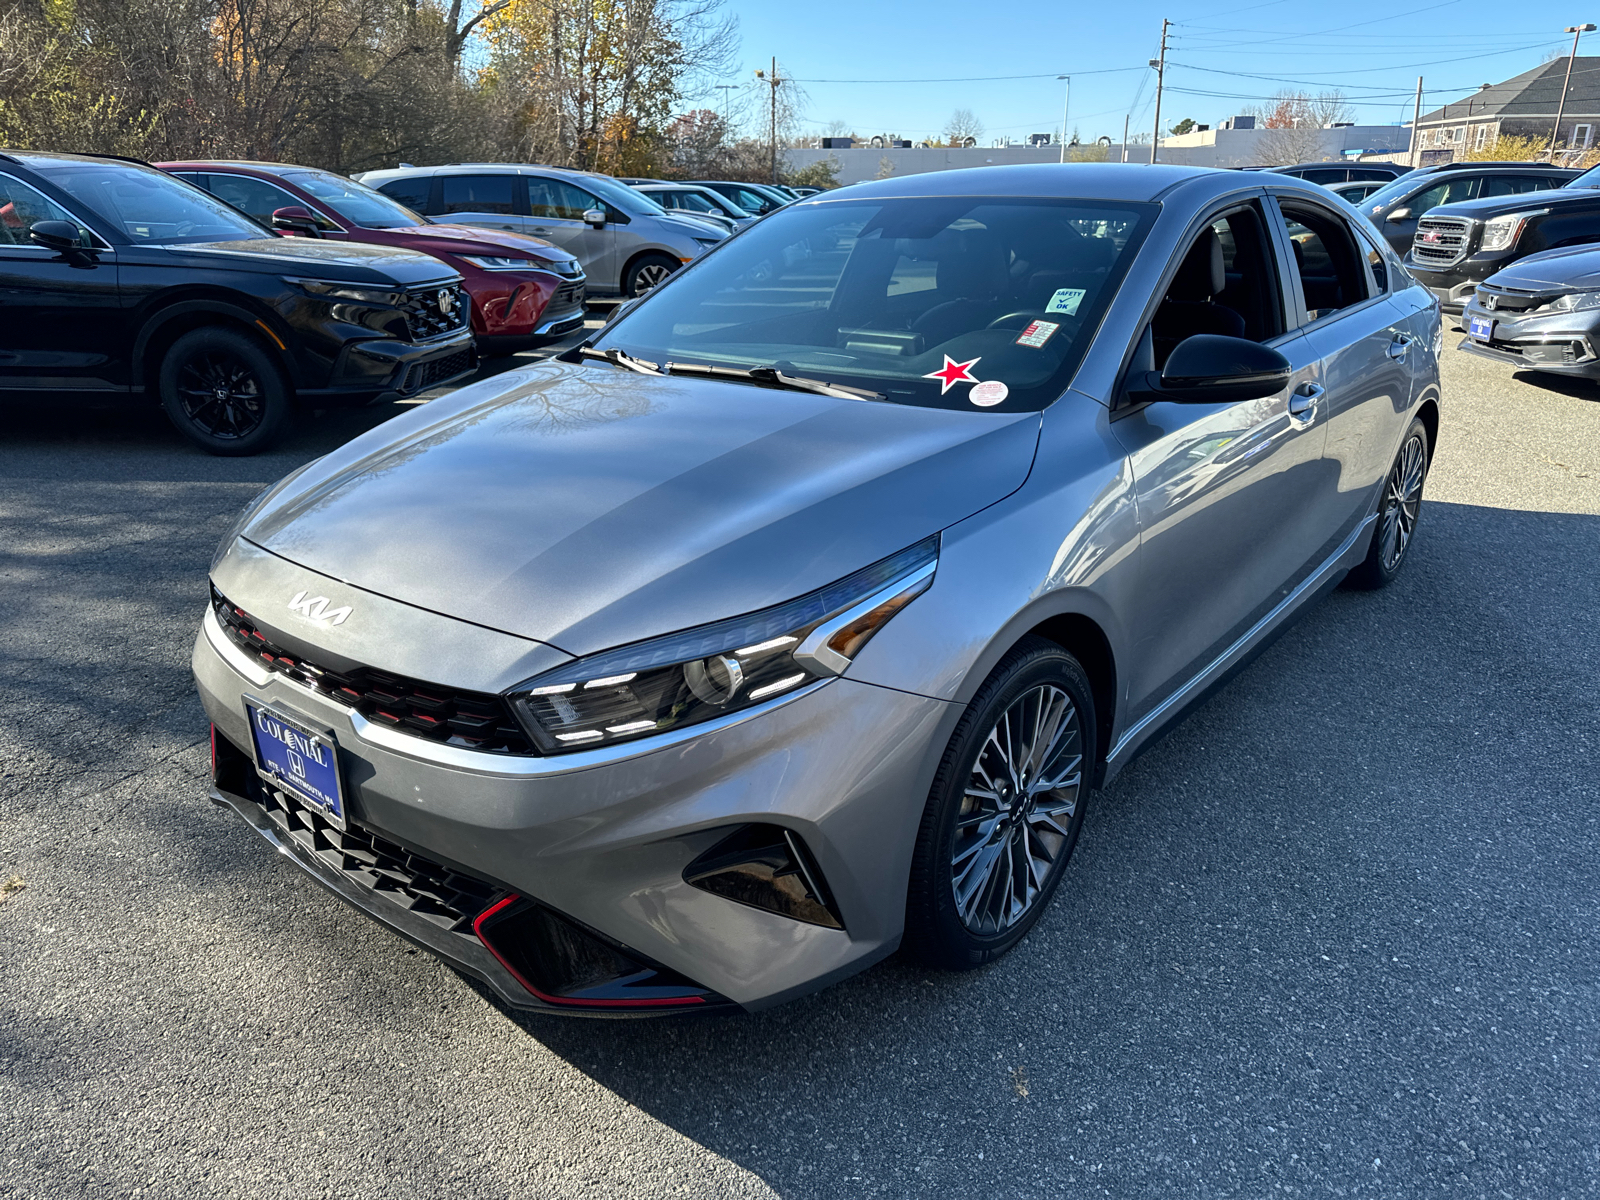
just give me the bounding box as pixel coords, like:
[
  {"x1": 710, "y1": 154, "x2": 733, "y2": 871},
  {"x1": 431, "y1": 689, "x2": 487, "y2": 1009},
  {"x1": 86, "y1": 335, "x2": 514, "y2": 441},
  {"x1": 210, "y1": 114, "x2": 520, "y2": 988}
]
[
  {"x1": 460, "y1": 498, "x2": 1600, "y2": 1199},
  {"x1": 1510, "y1": 370, "x2": 1600, "y2": 402}
]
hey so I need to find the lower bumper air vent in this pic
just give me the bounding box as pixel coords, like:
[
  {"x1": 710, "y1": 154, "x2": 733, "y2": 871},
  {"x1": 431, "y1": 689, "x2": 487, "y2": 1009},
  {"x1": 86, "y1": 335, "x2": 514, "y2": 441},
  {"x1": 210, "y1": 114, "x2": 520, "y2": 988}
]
[{"x1": 683, "y1": 824, "x2": 844, "y2": 930}]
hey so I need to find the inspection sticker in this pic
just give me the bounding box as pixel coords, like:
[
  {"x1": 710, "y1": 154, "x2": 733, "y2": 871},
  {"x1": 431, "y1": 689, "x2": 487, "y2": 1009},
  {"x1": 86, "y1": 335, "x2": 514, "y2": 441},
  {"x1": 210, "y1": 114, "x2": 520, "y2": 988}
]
[
  {"x1": 1045, "y1": 288, "x2": 1086, "y2": 317},
  {"x1": 969, "y1": 381, "x2": 1009, "y2": 407},
  {"x1": 1014, "y1": 319, "x2": 1061, "y2": 349}
]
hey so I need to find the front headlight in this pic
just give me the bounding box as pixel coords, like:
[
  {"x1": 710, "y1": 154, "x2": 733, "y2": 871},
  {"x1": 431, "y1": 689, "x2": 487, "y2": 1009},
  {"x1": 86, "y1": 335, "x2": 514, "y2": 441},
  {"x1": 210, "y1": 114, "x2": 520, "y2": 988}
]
[
  {"x1": 1540, "y1": 290, "x2": 1600, "y2": 314},
  {"x1": 1479, "y1": 210, "x2": 1547, "y2": 253},
  {"x1": 462, "y1": 254, "x2": 578, "y2": 276},
  {"x1": 285, "y1": 277, "x2": 404, "y2": 306},
  {"x1": 691, "y1": 236, "x2": 722, "y2": 249},
  {"x1": 508, "y1": 537, "x2": 938, "y2": 753}
]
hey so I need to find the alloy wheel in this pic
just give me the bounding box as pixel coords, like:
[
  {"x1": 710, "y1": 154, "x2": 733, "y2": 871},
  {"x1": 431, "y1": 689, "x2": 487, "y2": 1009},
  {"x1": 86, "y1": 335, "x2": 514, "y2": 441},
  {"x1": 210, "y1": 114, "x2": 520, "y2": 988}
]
[
  {"x1": 1379, "y1": 432, "x2": 1426, "y2": 571},
  {"x1": 175, "y1": 350, "x2": 267, "y2": 441},
  {"x1": 634, "y1": 262, "x2": 674, "y2": 292},
  {"x1": 951, "y1": 683, "x2": 1084, "y2": 935}
]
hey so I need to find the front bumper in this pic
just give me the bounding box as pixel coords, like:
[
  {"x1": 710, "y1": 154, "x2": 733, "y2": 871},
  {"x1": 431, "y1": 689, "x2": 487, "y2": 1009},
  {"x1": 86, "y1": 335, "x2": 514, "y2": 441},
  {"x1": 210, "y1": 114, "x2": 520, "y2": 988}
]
[
  {"x1": 1405, "y1": 254, "x2": 1516, "y2": 313},
  {"x1": 192, "y1": 589, "x2": 955, "y2": 1013},
  {"x1": 300, "y1": 330, "x2": 477, "y2": 404},
  {"x1": 1457, "y1": 300, "x2": 1600, "y2": 378}
]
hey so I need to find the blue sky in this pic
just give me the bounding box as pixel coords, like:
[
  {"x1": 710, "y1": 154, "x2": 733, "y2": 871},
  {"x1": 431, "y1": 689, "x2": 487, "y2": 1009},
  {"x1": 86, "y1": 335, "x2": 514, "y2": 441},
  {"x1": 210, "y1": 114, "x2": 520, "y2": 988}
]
[{"x1": 709, "y1": 0, "x2": 1574, "y2": 141}]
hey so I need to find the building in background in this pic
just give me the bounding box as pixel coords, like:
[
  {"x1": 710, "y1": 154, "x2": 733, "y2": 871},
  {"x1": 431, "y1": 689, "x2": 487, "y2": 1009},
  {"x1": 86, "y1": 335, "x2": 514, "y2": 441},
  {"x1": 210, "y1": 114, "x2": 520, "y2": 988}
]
[{"x1": 1412, "y1": 58, "x2": 1600, "y2": 162}]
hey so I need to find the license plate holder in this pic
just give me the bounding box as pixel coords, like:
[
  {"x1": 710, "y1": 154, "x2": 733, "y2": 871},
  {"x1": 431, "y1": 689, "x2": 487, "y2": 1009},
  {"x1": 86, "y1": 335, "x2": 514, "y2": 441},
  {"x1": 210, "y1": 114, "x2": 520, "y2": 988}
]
[
  {"x1": 244, "y1": 699, "x2": 347, "y2": 829},
  {"x1": 1468, "y1": 315, "x2": 1495, "y2": 342}
]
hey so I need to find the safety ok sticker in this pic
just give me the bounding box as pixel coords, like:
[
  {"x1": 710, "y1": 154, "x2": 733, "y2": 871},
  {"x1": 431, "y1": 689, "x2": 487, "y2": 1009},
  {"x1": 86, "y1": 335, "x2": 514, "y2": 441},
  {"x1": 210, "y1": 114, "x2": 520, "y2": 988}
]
[
  {"x1": 1045, "y1": 288, "x2": 1086, "y2": 317},
  {"x1": 1014, "y1": 319, "x2": 1060, "y2": 349}
]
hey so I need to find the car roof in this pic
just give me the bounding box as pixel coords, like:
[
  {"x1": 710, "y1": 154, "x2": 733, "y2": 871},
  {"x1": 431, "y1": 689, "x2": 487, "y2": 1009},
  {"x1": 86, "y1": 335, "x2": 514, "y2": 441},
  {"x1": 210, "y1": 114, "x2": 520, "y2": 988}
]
[
  {"x1": 1, "y1": 149, "x2": 156, "y2": 169},
  {"x1": 363, "y1": 163, "x2": 614, "y2": 182},
  {"x1": 789, "y1": 163, "x2": 1238, "y2": 204}
]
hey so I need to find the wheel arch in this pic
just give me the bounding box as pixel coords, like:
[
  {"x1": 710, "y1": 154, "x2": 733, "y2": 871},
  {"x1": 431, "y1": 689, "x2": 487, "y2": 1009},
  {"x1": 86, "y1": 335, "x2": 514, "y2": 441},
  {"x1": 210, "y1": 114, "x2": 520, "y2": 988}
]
[
  {"x1": 619, "y1": 247, "x2": 684, "y2": 294},
  {"x1": 1414, "y1": 389, "x2": 1440, "y2": 463},
  {"x1": 133, "y1": 296, "x2": 300, "y2": 394}
]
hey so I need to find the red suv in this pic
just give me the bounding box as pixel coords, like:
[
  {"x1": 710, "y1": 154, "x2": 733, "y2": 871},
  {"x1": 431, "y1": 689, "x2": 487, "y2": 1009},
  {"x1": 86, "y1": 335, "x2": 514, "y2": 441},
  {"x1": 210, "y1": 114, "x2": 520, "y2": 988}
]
[{"x1": 159, "y1": 161, "x2": 587, "y2": 355}]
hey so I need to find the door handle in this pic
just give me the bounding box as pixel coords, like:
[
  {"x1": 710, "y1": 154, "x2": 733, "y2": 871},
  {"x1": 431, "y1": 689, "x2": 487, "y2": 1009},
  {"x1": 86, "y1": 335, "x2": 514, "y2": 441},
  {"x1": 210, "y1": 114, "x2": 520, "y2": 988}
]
[
  {"x1": 1288, "y1": 382, "x2": 1323, "y2": 424},
  {"x1": 1387, "y1": 333, "x2": 1415, "y2": 360}
]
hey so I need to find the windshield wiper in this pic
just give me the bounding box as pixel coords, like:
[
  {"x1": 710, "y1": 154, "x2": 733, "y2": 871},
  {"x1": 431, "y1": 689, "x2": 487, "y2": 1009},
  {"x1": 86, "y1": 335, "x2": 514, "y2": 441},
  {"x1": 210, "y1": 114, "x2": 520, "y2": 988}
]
[
  {"x1": 578, "y1": 346, "x2": 663, "y2": 375},
  {"x1": 663, "y1": 362, "x2": 884, "y2": 402}
]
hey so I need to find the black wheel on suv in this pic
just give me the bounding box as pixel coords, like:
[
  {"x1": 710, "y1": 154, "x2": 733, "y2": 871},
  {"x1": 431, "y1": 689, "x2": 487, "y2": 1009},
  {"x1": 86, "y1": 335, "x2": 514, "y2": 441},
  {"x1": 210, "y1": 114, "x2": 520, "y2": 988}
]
[
  {"x1": 159, "y1": 327, "x2": 290, "y2": 456},
  {"x1": 904, "y1": 636, "x2": 1096, "y2": 970},
  {"x1": 623, "y1": 253, "x2": 680, "y2": 297}
]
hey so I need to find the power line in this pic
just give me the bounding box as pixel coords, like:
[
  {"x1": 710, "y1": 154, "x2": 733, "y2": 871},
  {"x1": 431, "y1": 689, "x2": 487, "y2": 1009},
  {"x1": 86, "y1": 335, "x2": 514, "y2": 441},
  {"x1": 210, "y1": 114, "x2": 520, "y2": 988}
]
[{"x1": 789, "y1": 67, "x2": 1147, "y2": 85}]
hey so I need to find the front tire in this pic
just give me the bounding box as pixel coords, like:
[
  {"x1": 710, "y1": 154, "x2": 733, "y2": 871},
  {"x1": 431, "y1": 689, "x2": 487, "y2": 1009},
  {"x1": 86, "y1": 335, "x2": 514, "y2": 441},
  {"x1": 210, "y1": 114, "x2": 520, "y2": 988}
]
[
  {"x1": 623, "y1": 253, "x2": 680, "y2": 298},
  {"x1": 905, "y1": 637, "x2": 1096, "y2": 970},
  {"x1": 159, "y1": 326, "x2": 290, "y2": 457},
  {"x1": 1343, "y1": 417, "x2": 1429, "y2": 590}
]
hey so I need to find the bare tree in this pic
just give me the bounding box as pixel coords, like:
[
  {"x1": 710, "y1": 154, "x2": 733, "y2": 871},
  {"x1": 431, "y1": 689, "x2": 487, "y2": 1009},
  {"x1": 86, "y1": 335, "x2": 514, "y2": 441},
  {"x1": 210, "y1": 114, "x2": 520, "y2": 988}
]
[{"x1": 943, "y1": 107, "x2": 983, "y2": 146}]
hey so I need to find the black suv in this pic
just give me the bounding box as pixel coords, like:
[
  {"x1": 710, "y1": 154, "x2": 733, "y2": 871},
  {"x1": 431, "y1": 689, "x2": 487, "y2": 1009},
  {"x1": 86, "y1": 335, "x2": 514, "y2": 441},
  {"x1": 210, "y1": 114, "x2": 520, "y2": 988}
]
[
  {"x1": 1242, "y1": 161, "x2": 1410, "y2": 185},
  {"x1": 0, "y1": 151, "x2": 476, "y2": 454},
  {"x1": 1403, "y1": 162, "x2": 1600, "y2": 312},
  {"x1": 1357, "y1": 161, "x2": 1580, "y2": 256}
]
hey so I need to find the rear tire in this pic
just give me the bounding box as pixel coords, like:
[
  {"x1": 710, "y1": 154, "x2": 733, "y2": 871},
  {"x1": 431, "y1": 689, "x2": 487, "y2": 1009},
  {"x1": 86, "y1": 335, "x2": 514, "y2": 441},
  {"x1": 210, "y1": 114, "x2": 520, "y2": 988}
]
[
  {"x1": 904, "y1": 637, "x2": 1096, "y2": 970},
  {"x1": 1343, "y1": 416, "x2": 1429, "y2": 590},
  {"x1": 623, "y1": 253, "x2": 680, "y2": 298},
  {"x1": 159, "y1": 326, "x2": 290, "y2": 456}
]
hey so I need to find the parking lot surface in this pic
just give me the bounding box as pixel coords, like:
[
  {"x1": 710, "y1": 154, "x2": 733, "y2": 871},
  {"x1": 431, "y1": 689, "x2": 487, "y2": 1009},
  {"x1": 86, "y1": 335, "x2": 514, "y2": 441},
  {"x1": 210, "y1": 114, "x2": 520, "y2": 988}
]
[{"x1": 2, "y1": 334, "x2": 1596, "y2": 1199}]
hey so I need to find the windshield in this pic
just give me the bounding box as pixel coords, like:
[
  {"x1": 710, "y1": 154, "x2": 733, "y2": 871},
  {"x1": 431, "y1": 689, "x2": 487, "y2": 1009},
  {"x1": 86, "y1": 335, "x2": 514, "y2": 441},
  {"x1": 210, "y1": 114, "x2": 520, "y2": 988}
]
[
  {"x1": 31, "y1": 161, "x2": 268, "y2": 244},
  {"x1": 1566, "y1": 164, "x2": 1600, "y2": 189},
  {"x1": 1362, "y1": 175, "x2": 1420, "y2": 212},
  {"x1": 659, "y1": 189, "x2": 724, "y2": 215},
  {"x1": 599, "y1": 196, "x2": 1154, "y2": 413},
  {"x1": 583, "y1": 174, "x2": 669, "y2": 216},
  {"x1": 280, "y1": 169, "x2": 426, "y2": 228}
]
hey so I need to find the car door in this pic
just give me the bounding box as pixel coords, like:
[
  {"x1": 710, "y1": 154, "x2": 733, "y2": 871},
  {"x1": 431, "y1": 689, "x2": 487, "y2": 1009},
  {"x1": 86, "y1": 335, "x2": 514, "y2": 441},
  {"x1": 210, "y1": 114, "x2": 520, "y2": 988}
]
[
  {"x1": 1110, "y1": 199, "x2": 1341, "y2": 725},
  {"x1": 525, "y1": 175, "x2": 615, "y2": 283},
  {"x1": 1273, "y1": 193, "x2": 1419, "y2": 551},
  {"x1": 435, "y1": 172, "x2": 524, "y2": 234},
  {"x1": 0, "y1": 171, "x2": 124, "y2": 391}
]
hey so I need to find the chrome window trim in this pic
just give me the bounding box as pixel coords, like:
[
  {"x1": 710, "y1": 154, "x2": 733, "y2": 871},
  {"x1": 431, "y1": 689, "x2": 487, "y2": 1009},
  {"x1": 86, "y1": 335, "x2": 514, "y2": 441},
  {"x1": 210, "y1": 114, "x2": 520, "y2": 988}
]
[
  {"x1": 0, "y1": 169, "x2": 113, "y2": 251},
  {"x1": 203, "y1": 606, "x2": 833, "y2": 778}
]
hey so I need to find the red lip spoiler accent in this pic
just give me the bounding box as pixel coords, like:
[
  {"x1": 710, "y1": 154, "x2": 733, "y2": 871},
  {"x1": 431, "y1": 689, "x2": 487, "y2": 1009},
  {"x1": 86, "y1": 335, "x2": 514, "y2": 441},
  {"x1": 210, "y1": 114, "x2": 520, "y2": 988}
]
[{"x1": 472, "y1": 896, "x2": 705, "y2": 1009}]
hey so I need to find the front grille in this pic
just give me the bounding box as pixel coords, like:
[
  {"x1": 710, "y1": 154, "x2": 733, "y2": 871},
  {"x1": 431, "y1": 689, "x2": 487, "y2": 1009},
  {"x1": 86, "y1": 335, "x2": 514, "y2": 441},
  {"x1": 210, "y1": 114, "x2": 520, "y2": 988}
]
[
  {"x1": 1412, "y1": 216, "x2": 1473, "y2": 267},
  {"x1": 553, "y1": 280, "x2": 586, "y2": 308},
  {"x1": 211, "y1": 588, "x2": 537, "y2": 755},
  {"x1": 402, "y1": 284, "x2": 470, "y2": 341},
  {"x1": 249, "y1": 774, "x2": 499, "y2": 938},
  {"x1": 402, "y1": 348, "x2": 474, "y2": 394},
  {"x1": 1475, "y1": 284, "x2": 1557, "y2": 314}
]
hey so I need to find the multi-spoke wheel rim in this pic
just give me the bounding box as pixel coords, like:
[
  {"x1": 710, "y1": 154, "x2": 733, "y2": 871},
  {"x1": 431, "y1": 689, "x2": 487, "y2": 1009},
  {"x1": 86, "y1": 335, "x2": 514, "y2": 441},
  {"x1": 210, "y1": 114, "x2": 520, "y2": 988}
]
[
  {"x1": 634, "y1": 262, "x2": 673, "y2": 292},
  {"x1": 175, "y1": 350, "x2": 266, "y2": 441},
  {"x1": 1379, "y1": 433, "x2": 1427, "y2": 571},
  {"x1": 951, "y1": 684, "x2": 1084, "y2": 936}
]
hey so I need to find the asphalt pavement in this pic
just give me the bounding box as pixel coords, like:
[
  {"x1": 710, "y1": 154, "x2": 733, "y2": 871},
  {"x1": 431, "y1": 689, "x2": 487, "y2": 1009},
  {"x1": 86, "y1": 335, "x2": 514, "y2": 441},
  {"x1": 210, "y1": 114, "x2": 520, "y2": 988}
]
[{"x1": 1, "y1": 329, "x2": 1596, "y2": 1199}]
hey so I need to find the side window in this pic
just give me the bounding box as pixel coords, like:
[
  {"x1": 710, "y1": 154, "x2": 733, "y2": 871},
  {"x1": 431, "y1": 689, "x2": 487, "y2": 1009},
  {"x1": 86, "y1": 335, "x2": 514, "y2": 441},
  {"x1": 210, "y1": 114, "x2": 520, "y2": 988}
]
[
  {"x1": 527, "y1": 178, "x2": 599, "y2": 221},
  {"x1": 0, "y1": 173, "x2": 87, "y2": 248},
  {"x1": 1523, "y1": 176, "x2": 1559, "y2": 193},
  {"x1": 206, "y1": 174, "x2": 319, "y2": 226},
  {"x1": 376, "y1": 177, "x2": 431, "y2": 213},
  {"x1": 1409, "y1": 176, "x2": 1479, "y2": 213},
  {"x1": 440, "y1": 174, "x2": 518, "y2": 215},
  {"x1": 1280, "y1": 202, "x2": 1372, "y2": 322},
  {"x1": 1149, "y1": 204, "x2": 1283, "y2": 368}
]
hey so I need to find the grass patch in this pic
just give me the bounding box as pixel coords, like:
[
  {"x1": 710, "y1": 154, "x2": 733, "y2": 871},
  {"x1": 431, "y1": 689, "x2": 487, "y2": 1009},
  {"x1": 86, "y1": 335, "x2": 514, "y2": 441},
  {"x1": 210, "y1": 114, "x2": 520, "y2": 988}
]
[{"x1": 0, "y1": 875, "x2": 25, "y2": 906}]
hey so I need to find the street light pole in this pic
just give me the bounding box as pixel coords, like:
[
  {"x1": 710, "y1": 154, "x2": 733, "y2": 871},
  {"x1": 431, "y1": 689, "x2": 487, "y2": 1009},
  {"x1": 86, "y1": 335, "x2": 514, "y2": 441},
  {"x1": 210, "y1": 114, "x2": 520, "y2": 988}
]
[
  {"x1": 1121, "y1": 113, "x2": 1130, "y2": 163},
  {"x1": 1057, "y1": 75, "x2": 1070, "y2": 163},
  {"x1": 714, "y1": 83, "x2": 736, "y2": 129},
  {"x1": 1409, "y1": 76, "x2": 1423, "y2": 168},
  {"x1": 1549, "y1": 24, "x2": 1596, "y2": 160}
]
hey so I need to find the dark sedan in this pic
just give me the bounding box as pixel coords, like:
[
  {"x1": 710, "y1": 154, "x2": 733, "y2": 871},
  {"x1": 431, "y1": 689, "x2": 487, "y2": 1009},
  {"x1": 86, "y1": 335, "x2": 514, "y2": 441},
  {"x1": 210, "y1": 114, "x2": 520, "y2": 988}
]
[{"x1": 0, "y1": 151, "x2": 475, "y2": 454}]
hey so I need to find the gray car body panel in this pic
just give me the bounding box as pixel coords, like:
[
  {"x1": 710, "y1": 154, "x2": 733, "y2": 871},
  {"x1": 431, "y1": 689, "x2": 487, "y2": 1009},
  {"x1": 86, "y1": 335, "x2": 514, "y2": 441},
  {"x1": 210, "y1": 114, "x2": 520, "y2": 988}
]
[{"x1": 197, "y1": 163, "x2": 1441, "y2": 1011}]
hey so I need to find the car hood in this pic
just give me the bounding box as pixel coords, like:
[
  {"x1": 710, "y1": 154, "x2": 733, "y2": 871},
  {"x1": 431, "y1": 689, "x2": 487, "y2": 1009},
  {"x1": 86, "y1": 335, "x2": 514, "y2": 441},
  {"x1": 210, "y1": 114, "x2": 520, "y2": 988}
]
[
  {"x1": 1430, "y1": 189, "x2": 1600, "y2": 219},
  {"x1": 173, "y1": 237, "x2": 459, "y2": 286},
  {"x1": 1484, "y1": 243, "x2": 1600, "y2": 289},
  {"x1": 380, "y1": 222, "x2": 580, "y2": 266},
  {"x1": 658, "y1": 213, "x2": 727, "y2": 239},
  {"x1": 241, "y1": 362, "x2": 1041, "y2": 657}
]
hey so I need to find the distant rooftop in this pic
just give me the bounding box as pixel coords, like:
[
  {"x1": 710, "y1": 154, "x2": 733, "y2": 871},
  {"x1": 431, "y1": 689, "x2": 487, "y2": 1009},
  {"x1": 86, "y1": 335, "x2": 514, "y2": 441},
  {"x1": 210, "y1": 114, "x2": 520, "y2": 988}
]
[{"x1": 1419, "y1": 57, "x2": 1600, "y2": 124}]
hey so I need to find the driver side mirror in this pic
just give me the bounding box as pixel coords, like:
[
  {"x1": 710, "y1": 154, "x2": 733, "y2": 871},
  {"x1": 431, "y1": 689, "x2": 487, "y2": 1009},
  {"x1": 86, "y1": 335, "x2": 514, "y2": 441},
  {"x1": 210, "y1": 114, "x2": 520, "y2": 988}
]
[
  {"x1": 29, "y1": 219, "x2": 98, "y2": 266},
  {"x1": 271, "y1": 206, "x2": 322, "y2": 237},
  {"x1": 1130, "y1": 335, "x2": 1291, "y2": 405},
  {"x1": 582, "y1": 207, "x2": 607, "y2": 229},
  {"x1": 1385, "y1": 207, "x2": 1411, "y2": 222}
]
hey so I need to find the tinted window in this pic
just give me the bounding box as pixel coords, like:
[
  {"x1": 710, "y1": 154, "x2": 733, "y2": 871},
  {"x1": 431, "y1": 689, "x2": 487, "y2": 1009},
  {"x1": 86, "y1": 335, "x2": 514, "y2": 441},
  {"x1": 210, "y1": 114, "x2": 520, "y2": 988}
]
[
  {"x1": 205, "y1": 173, "x2": 324, "y2": 227},
  {"x1": 1300, "y1": 169, "x2": 1345, "y2": 185},
  {"x1": 527, "y1": 177, "x2": 599, "y2": 221},
  {"x1": 1410, "y1": 176, "x2": 1479, "y2": 212},
  {"x1": 1281, "y1": 202, "x2": 1371, "y2": 321},
  {"x1": 0, "y1": 173, "x2": 89, "y2": 247},
  {"x1": 280, "y1": 170, "x2": 425, "y2": 228},
  {"x1": 601, "y1": 197, "x2": 1154, "y2": 413},
  {"x1": 27, "y1": 161, "x2": 267, "y2": 244},
  {"x1": 377, "y1": 177, "x2": 432, "y2": 212},
  {"x1": 1347, "y1": 168, "x2": 1397, "y2": 182},
  {"x1": 440, "y1": 174, "x2": 518, "y2": 215},
  {"x1": 1481, "y1": 175, "x2": 1554, "y2": 198}
]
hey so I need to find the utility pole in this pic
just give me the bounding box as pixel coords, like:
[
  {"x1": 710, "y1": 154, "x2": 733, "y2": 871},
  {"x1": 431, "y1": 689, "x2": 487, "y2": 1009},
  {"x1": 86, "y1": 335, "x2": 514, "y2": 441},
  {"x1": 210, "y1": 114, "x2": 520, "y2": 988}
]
[
  {"x1": 1409, "y1": 76, "x2": 1423, "y2": 168},
  {"x1": 1149, "y1": 18, "x2": 1170, "y2": 165},
  {"x1": 714, "y1": 83, "x2": 736, "y2": 129},
  {"x1": 1550, "y1": 24, "x2": 1596, "y2": 160},
  {"x1": 1057, "y1": 75, "x2": 1071, "y2": 163},
  {"x1": 1121, "y1": 114, "x2": 1130, "y2": 163},
  {"x1": 755, "y1": 58, "x2": 783, "y2": 184}
]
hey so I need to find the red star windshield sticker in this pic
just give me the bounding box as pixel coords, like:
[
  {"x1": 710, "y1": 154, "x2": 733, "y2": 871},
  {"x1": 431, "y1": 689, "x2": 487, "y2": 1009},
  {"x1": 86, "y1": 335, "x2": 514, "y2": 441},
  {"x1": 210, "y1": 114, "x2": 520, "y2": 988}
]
[{"x1": 923, "y1": 354, "x2": 981, "y2": 394}]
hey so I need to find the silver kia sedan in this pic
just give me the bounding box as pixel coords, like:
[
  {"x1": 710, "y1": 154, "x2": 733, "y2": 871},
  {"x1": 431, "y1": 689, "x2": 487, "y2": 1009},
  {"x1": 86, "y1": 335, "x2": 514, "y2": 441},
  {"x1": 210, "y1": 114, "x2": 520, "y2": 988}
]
[{"x1": 193, "y1": 164, "x2": 1440, "y2": 1015}]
